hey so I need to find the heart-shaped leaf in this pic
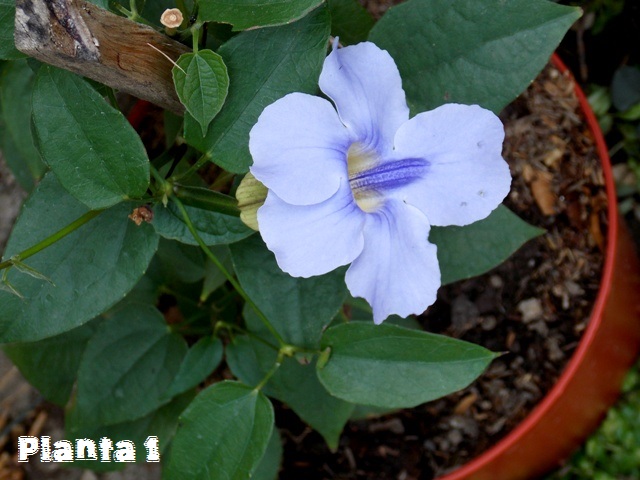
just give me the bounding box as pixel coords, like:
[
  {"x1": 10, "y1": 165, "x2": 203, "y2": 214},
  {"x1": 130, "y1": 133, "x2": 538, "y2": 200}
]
[{"x1": 173, "y1": 50, "x2": 229, "y2": 136}]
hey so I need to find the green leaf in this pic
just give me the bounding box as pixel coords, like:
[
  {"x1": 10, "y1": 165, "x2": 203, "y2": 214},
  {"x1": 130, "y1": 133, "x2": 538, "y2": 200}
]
[
  {"x1": 31, "y1": 66, "x2": 150, "y2": 209},
  {"x1": 162, "y1": 336, "x2": 223, "y2": 400},
  {"x1": 227, "y1": 333, "x2": 354, "y2": 449},
  {"x1": 344, "y1": 295, "x2": 423, "y2": 329},
  {"x1": 198, "y1": 0, "x2": 323, "y2": 30},
  {"x1": 369, "y1": 0, "x2": 581, "y2": 113},
  {"x1": 588, "y1": 85, "x2": 612, "y2": 118},
  {"x1": 316, "y1": 323, "x2": 497, "y2": 408},
  {"x1": 0, "y1": 174, "x2": 159, "y2": 343},
  {"x1": 66, "y1": 390, "x2": 194, "y2": 471},
  {"x1": 184, "y1": 6, "x2": 331, "y2": 173},
  {"x1": 164, "y1": 110, "x2": 183, "y2": 148},
  {"x1": 155, "y1": 238, "x2": 206, "y2": 284},
  {"x1": 430, "y1": 205, "x2": 543, "y2": 285},
  {"x1": 350, "y1": 404, "x2": 397, "y2": 420},
  {"x1": 152, "y1": 201, "x2": 252, "y2": 246},
  {"x1": 3, "y1": 319, "x2": 100, "y2": 406},
  {"x1": 173, "y1": 50, "x2": 229, "y2": 136},
  {"x1": 0, "y1": 59, "x2": 47, "y2": 188},
  {"x1": 0, "y1": 0, "x2": 25, "y2": 59},
  {"x1": 252, "y1": 428, "x2": 283, "y2": 480},
  {"x1": 164, "y1": 381, "x2": 274, "y2": 480},
  {"x1": 612, "y1": 66, "x2": 640, "y2": 112},
  {"x1": 201, "y1": 246, "x2": 232, "y2": 301},
  {"x1": 71, "y1": 304, "x2": 188, "y2": 427},
  {"x1": 327, "y1": 0, "x2": 374, "y2": 45},
  {"x1": 619, "y1": 102, "x2": 640, "y2": 121},
  {"x1": 115, "y1": 266, "x2": 162, "y2": 307},
  {"x1": 230, "y1": 235, "x2": 347, "y2": 348},
  {"x1": 0, "y1": 120, "x2": 37, "y2": 190}
]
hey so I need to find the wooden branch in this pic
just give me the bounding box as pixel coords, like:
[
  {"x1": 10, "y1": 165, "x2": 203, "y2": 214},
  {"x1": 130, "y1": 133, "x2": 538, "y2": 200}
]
[{"x1": 15, "y1": 0, "x2": 190, "y2": 114}]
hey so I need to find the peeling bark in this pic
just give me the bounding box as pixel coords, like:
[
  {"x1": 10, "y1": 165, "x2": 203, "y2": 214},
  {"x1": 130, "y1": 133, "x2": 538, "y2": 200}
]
[{"x1": 15, "y1": 0, "x2": 189, "y2": 114}]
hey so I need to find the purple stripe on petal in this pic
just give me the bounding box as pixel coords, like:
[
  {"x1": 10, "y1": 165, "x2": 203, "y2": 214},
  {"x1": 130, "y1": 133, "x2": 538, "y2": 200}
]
[{"x1": 349, "y1": 158, "x2": 429, "y2": 195}]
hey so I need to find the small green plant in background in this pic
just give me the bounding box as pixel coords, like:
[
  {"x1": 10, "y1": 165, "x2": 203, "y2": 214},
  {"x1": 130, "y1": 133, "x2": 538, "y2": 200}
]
[
  {"x1": 589, "y1": 66, "x2": 640, "y2": 217},
  {"x1": 550, "y1": 365, "x2": 640, "y2": 480},
  {"x1": 558, "y1": 0, "x2": 640, "y2": 216}
]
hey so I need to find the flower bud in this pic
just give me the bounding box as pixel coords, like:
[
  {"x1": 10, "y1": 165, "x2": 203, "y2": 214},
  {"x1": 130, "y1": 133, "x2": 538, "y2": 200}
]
[{"x1": 236, "y1": 172, "x2": 268, "y2": 231}]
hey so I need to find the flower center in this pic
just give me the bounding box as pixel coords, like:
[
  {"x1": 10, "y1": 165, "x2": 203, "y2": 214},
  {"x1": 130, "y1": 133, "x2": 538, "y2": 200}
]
[
  {"x1": 347, "y1": 143, "x2": 382, "y2": 212},
  {"x1": 347, "y1": 143, "x2": 429, "y2": 213}
]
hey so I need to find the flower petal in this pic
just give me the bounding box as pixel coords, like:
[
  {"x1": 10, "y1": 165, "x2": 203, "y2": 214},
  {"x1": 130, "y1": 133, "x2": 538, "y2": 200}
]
[
  {"x1": 319, "y1": 41, "x2": 409, "y2": 155},
  {"x1": 257, "y1": 179, "x2": 365, "y2": 278},
  {"x1": 345, "y1": 200, "x2": 440, "y2": 324},
  {"x1": 392, "y1": 103, "x2": 511, "y2": 226},
  {"x1": 249, "y1": 92, "x2": 351, "y2": 206}
]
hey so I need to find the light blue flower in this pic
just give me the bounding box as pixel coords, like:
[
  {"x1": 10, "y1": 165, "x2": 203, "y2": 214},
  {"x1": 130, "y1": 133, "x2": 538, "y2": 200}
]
[{"x1": 249, "y1": 40, "x2": 511, "y2": 324}]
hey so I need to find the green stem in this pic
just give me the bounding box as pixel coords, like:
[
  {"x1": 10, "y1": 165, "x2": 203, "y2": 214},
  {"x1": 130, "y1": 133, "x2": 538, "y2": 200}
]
[
  {"x1": 149, "y1": 164, "x2": 172, "y2": 200},
  {"x1": 609, "y1": 140, "x2": 625, "y2": 159},
  {"x1": 123, "y1": 195, "x2": 162, "y2": 204},
  {"x1": 214, "y1": 321, "x2": 280, "y2": 352},
  {"x1": 171, "y1": 196, "x2": 286, "y2": 347},
  {"x1": 171, "y1": 152, "x2": 211, "y2": 182},
  {"x1": 210, "y1": 171, "x2": 235, "y2": 191},
  {"x1": 0, "y1": 210, "x2": 104, "y2": 271},
  {"x1": 254, "y1": 349, "x2": 286, "y2": 391},
  {"x1": 150, "y1": 165, "x2": 167, "y2": 184},
  {"x1": 173, "y1": 183, "x2": 240, "y2": 217},
  {"x1": 191, "y1": 24, "x2": 201, "y2": 53},
  {"x1": 114, "y1": 4, "x2": 156, "y2": 28}
]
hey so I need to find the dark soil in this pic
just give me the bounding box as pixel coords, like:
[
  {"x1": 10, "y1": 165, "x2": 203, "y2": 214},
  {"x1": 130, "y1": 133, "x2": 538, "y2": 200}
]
[{"x1": 276, "y1": 64, "x2": 607, "y2": 480}]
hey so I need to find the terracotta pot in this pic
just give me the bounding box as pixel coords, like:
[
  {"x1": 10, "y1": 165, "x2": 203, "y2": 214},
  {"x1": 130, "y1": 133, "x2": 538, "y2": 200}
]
[{"x1": 439, "y1": 55, "x2": 640, "y2": 480}]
